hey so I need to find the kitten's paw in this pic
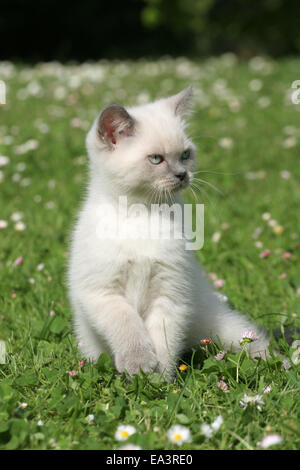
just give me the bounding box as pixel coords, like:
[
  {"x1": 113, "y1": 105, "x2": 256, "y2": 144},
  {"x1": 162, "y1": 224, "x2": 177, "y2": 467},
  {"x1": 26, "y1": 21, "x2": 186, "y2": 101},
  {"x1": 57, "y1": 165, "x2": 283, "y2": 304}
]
[{"x1": 115, "y1": 344, "x2": 158, "y2": 376}]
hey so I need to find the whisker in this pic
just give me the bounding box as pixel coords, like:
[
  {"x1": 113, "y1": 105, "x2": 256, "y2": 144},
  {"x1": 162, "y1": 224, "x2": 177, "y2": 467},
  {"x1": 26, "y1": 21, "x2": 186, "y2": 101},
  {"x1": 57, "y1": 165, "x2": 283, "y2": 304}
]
[
  {"x1": 193, "y1": 169, "x2": 240, "y2": 176},
  {"x1": 189, "y1": 185, "x2": 199, "y2": 204},
  {"x1": 192, "y1": 177, "x2": 224, "y2": 196},
  {"x1": 190, "y1": 182, "x2": 214, "y2": 207}
]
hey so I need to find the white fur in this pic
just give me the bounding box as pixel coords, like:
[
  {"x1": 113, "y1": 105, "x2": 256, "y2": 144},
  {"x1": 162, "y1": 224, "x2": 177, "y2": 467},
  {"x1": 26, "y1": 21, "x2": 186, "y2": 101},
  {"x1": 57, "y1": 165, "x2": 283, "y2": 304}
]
[{"x1": 68, "y1": 88, "x2": 269, "y2": 380}]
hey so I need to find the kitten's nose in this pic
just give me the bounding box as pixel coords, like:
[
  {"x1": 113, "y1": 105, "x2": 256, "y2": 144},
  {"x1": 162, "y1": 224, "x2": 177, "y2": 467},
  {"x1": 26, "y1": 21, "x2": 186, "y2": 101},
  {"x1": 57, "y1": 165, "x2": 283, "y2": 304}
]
[{"x1": 175, "y1": 171, "x2": 187, "y2": 182}]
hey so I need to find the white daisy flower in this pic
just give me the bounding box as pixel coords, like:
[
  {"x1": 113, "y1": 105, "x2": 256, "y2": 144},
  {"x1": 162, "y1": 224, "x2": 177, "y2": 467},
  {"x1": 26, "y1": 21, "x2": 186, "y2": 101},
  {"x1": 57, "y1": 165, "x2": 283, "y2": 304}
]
[
  {"x1": 257, "y1": 96, "x2": 271, "y2": 108},
  {"x1": 282, "y1": 136, "x2": 296, "y2": 148},
  {"x1": 218, "y1": 137, "x2": 234, "y2": 149},
  {"x1": 118, "y1": 444, "x2": 142, "y2": 450},
  {"x1": 14, "y1": 139, "x2": 39, "y2": 155},
  {"x1": 249, "y1": 79, "x2": 262, "y2": 91},
  {"x1": 211, "y1": 415, "x2": 224, "y2": 432},
  {"x1": 115, "y1": 424, "x2": 136, "y2": 441},
  {"x1": 166, "y1": 425, "x2": 191, "y2": 446},
  {"x1": 239, "y1": 330, "x2": 259, "y2": 345},
  {"x1": 201, "y1": 415, "x2": 223, "y2": 438},
  {"x1": 201, "y1": 423, "x2": 213, "y2": 439},
  {"x1": 212, "y1": 231, "x2": 222, "y2": 243},
  {"x1": 14, "y1": 221, "x2": 26, "y2": 231},
  {"x1": 87, "y1": 414, "x2": 94, "y2": 424},
  {"x1": 0, "y1": 155, "x2": 10, "y2": 167},
  {"x1": 0, "y1": 220, "x2": 8, "y2": 229},
  {"x1": 240, "y1": 394, "x2": 265, "y2": 411},
  {"x1": 262, "y1": 212, "x2": 271, "y2": 221},
  {"x1": 257, "y1": 434, "x2": 282, "y2": 449},
  {"x1": 10, "y1": 211, "x2": 23, "y2": 222}
]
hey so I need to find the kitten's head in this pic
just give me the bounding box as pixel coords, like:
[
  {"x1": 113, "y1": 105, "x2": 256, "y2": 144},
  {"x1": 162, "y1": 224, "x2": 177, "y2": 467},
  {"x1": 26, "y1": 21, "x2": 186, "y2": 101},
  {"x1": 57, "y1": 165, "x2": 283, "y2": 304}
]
[{"x1": 86, "y1": 87, "x2": 195, "y2": 199}]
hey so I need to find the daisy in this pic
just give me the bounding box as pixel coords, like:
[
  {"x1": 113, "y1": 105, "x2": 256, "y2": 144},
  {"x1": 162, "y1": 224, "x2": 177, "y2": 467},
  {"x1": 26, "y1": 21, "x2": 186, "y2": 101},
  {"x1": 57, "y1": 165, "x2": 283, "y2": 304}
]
[
  {"x1": 200, "y1": 339, "x2": 212, "y2": 345},
  {"x1": 282, "y1": 136, "x2": 296, "y2": 148},
  {"x1": 215, "y1": 293, "x2": 228, "y2": 303},
  {"x1": 20, "y1": 402, "x2": 28, "y2": 409},
  {"x1": 252, "y1": 227, "x2": 263, "y2": 238},
  {"x1": 257, "y1": 434, "x2": 282, "y2": 449},
  {"x1": 14, "y1": 221, "x2": 26, "y2": 231},
  {"x1": 280, "y1": 170, "x2": 291, "y2": 179},
  {"x1": 0, "y1": 155, "x2": 10, "y2": 167},
  {"x1": 201, "y1": 423, "x2": 213, "y2": 439},
  {"x1": 259, "y1": 249, "x2": 271, "y2": 258},
  {"x1": 218, "y1": 137, "x2": 234, "y2": 149},
  {"x1": 291, "y1": 349, "x2": 300, "y2": 365},
  {"x1": 115, "y1": 425, "x2": 136, "y2": 442},
  {"x1": 166, "y1": 425, "x2": 191, "y2": 446},
  {"x1": 239, "y1": 394, "x2": 265, "y2": 411},
  {"x1": 10, "y1": 211, "x2": 23, "y2": 222},
  {"x1": 87, "y1": 414, "x2": 94, "y2": 424},
  {"x1": 249, "y1": 79, "x2": 262, "y2": 91},
  {"x1": 262, "y1": 212, "x2": 271, "y2": 221},
  {"x1": 14, "y1": 256, "x2": 24, "y2": 266},
  {"x1": 211, "y1": 415, "x2": 224, "y2": 432},
  {"x1": 0, "y1": 220, "x2": 8, "y2": 229},
  {"x1": 255, "y1": 241, "x2": 263, "y2": 249},
  {"x1": 215, "y1": 350, "x2": 226, "y2": 361},
  {"x1": 217, "y1": 378, "x2": 229, "y2": 392},
  {"x1": 214, "y1": 279, "x2": 225, "y2": 289},
  {"x1": 68, "y1": 370, "x2": 78, "y2": 377},
  {"x1": 212, "y1": 232, "x2": 221, "y2": 243},
  {"x1": 273, "y1": 225, "x2": 284, "y2": 235},
  {"x1": 240, "y1": 330, "x2": 259, "y2": 345},
  {"x1": 268, "y1": 219, "x2": 278, "y2": 227},
  {"x1": 118, "y1": 444, "x2": 142, "y2": 450},
  {"x1": 257, "y1": 96, "x2": 270, "y2": 108},
  {"x1": 201, "y1": 415, "x2": 223, "y2": 438}
]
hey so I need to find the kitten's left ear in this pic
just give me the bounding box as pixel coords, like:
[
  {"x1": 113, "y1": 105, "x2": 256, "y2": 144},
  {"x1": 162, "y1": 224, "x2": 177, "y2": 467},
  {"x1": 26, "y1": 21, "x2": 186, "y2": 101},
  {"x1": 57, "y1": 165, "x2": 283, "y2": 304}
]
[
  {"x1": 167, "y1": 86, "x2": 194, "y2": 116},
  {"x1": 97, "y1": 103, "x2": 135, "y2": 148}
]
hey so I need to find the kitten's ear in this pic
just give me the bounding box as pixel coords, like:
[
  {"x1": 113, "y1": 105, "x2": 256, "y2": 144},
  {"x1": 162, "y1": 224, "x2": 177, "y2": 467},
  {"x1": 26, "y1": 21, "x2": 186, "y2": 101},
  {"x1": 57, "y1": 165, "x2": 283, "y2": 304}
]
[
  {"x1": 97, "y1": 103, "x2": 135, "y2": 148},
  {"x1": 167, "y1": 86, "x2": 194, "y2": 116}
]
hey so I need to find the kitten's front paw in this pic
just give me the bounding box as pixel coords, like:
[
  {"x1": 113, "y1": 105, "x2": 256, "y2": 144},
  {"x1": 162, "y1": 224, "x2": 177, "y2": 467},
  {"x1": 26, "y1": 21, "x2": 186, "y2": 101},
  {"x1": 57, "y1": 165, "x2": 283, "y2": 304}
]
[{"x1": 115, "y1": 344, "x2": 158, "y2": 376}]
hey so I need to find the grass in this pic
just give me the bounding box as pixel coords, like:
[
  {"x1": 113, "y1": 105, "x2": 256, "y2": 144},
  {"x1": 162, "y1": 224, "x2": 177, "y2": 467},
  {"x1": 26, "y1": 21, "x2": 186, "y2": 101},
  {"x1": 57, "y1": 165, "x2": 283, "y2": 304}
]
[{"x1": 0, "y1": 55, "x2": 300, "y2": 450}]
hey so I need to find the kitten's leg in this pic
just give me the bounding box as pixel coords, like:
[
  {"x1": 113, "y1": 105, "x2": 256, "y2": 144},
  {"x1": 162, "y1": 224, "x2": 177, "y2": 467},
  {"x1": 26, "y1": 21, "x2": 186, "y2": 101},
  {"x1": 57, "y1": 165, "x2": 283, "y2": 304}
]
[
  {"x1": 73, "y1": 307, "x2": 105, "y2": 362},
  {"x1": 75, "y1": 291, "x2": 158, "y2": 375},
  {"x1": 145, "y1": 298, "x2": 188, "y2": 380}
]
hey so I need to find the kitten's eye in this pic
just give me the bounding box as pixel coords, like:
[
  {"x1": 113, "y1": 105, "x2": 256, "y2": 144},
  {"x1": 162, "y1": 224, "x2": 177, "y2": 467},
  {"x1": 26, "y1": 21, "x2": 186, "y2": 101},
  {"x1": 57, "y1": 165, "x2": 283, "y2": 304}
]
[
  {"x1": 148, "y1": 154, "x2": 164, "y2": 165},
  {"x1": 181, "y1": 149, "x2": 191, "y2": 161}
]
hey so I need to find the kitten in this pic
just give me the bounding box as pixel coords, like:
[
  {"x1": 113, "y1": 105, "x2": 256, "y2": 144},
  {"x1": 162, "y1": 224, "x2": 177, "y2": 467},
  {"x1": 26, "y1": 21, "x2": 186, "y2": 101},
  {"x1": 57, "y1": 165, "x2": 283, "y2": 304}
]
[{"x1": 68, "y1": 87, "x2": 269, "y2": 380}]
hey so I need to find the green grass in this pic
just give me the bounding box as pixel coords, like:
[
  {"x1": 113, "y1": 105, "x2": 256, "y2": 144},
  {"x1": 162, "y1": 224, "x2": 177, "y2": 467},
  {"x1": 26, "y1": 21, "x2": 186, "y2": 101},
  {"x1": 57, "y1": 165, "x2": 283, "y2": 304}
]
[{"x1": 0, "y1": 56, "x2": 300, "y2": 450}]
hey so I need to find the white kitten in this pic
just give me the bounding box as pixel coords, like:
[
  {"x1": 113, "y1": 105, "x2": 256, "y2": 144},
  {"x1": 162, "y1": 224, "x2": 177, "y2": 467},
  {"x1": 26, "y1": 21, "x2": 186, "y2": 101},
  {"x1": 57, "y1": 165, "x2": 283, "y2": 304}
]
[{"x1": 68, "y1": 87, "x2": 269, "y2": 380}]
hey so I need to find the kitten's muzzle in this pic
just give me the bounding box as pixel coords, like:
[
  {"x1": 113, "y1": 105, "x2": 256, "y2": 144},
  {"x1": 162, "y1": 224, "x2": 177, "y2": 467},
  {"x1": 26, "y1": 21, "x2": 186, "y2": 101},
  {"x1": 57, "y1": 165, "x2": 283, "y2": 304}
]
[{"x1": 175, "y1": 171, "x2": 187, "y2": 182}]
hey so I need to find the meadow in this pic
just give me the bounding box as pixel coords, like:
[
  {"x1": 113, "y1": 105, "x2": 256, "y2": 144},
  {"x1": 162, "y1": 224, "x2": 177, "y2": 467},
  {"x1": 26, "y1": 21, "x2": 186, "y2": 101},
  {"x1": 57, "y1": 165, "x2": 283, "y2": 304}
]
[{"x1": 0, "y1": 55, "x2": 299, "y2": 450}]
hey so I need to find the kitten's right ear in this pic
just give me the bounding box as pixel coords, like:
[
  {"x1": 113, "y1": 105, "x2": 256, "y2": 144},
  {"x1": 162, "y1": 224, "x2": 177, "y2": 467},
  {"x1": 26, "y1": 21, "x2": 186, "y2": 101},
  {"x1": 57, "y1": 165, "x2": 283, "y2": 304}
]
[
  {"x1": 167, "y1": 86, "x2": 194, "y2": 117},
  {"x1": 97, "y1": 103, "x2": 135, "y2": 149}
]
